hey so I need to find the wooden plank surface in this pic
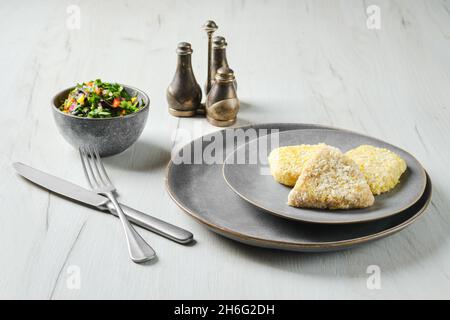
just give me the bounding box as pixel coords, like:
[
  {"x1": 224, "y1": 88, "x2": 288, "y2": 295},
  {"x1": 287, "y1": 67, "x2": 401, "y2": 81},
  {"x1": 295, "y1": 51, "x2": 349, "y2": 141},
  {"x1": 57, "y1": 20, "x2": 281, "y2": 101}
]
[{"x1": 0, "y1": 0, "x2": 449, "y2": 299}]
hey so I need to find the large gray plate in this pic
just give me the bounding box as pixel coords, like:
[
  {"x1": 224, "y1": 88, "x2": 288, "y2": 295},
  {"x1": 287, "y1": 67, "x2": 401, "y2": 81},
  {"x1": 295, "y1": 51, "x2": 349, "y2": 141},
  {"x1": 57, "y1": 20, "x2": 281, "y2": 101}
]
[
  {"x1": 223, "y1": 129, "x2": 427, "y2": 224},
  {"x1": 166, "y1": 123, "x2": 432, "y2": 252}
]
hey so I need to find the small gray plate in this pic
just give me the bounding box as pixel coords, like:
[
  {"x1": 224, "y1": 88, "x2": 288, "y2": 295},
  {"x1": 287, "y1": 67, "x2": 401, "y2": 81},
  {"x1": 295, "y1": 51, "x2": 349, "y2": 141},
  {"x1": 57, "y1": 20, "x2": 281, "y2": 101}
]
[
  {"x1": 166, "y1": 123, "x2": 432, "y2": 252},
  {"x1": 223, "y1": 129, "x2": 427, "y2": 224}
]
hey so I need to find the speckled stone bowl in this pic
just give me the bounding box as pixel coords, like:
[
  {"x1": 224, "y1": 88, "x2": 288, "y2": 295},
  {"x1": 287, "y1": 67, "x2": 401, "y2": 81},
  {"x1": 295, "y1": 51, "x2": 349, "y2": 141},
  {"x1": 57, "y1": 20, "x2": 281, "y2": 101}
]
[{"x1": 52, "y1": 85, "x2": 150, "y2": 157}]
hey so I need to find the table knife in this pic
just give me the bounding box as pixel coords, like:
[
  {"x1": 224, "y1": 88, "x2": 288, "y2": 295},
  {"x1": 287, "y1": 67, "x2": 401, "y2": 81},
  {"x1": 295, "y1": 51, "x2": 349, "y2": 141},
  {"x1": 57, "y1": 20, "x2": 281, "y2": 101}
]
[{"x1": 13, "y1": 162, "x2": 194, "y2": 244}]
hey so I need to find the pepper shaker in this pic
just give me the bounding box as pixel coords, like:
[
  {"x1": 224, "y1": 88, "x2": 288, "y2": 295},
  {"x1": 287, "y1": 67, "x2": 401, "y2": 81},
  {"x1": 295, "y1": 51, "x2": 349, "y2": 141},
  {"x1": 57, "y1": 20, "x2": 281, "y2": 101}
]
[
  {"x1": 202, "y1": 20, "x2": 218, "y2": 96},
  {"x1": 166, "y1": 42, "x2": 202, "y2": 117},
  {"x1": 208, "y1": 36, "x2": 237, "y2": 91},
  {"x1": 205, "y1": 67, "x2": 239, "y2": 127}
]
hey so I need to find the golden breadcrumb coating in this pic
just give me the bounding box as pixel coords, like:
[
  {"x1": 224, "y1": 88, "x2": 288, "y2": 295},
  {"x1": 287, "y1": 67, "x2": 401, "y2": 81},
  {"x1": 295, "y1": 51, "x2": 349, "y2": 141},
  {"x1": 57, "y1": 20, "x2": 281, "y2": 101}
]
[
  {"x1": 346, "y1": 145, "x2": 407, "y2": 195},
  {"x1": 288, "y1": 146, "x2": 374, "y2": 209},
  {"x1": 268, "y1": 144, "x2": 325, "y2": 186}
]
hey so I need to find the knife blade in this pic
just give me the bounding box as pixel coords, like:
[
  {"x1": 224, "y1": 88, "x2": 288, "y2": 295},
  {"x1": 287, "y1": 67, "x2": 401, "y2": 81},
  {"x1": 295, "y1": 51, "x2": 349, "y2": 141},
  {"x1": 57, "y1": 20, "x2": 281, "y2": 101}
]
[{"x1": 13, "y1": 162, "x2": 194, "y2": 244}]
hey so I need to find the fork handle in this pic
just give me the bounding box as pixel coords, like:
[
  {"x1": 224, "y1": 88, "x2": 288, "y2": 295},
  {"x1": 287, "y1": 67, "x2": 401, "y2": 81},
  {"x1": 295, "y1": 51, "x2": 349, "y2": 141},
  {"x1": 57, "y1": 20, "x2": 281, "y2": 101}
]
[
  {"x1": 105, "y1": 202, "x2": 194, "y2": 244},
  {"x1": 105, "y1": 193, "x2": 156, "y2": 263}
]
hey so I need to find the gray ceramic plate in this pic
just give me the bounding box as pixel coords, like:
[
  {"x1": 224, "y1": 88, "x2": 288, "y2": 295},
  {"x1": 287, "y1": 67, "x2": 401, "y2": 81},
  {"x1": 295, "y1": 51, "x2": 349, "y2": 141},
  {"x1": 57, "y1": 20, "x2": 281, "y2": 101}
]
[
  {"x1": 223, "y1": 129, "x2": 427, "y2": 224},
  {"x1": 166, "y1": 123, "x2": 432, "y2": 252}
]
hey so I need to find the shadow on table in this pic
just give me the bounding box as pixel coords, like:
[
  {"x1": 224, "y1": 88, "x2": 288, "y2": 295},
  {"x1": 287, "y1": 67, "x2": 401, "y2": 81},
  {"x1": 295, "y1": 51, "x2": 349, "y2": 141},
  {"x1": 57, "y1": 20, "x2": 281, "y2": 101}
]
[
  {"x1": 104, "y1": 140, "x2": 171, "y2": 171},
  {"x1": 238, "y1": 101, "x2": 252, "y2": 111},
  {"x1": 208, "y1": 206, "x2": 446, "y2": 278},
  {"x1": 231, "y1": 117, "x2": 252, "y2": 128}
]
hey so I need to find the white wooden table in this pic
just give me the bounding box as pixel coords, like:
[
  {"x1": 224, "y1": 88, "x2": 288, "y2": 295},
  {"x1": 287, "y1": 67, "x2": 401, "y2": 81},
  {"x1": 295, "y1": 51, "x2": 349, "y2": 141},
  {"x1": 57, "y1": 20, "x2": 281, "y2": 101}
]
[{"x1": 1, "y1": 0, "x2": 450, "y2": 299}]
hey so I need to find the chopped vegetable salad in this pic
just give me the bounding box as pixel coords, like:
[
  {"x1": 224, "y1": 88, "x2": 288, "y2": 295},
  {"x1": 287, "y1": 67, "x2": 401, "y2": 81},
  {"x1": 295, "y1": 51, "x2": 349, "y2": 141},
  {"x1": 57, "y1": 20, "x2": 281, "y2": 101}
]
[{"x1": 60, "y1": 79, "x2": 145, "y2": 118}]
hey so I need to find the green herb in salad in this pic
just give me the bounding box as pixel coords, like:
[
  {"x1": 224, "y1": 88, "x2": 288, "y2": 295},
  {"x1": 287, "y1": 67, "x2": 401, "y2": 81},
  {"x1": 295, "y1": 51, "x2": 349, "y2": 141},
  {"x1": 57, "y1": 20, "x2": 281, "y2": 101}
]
[{"x1": 60, "y1": 79, "x2": 145, "y2": 118}]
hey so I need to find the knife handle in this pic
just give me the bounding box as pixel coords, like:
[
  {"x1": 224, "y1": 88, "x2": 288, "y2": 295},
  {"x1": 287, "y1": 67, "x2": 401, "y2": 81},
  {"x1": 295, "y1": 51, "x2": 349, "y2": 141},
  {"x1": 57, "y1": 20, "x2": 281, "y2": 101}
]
[{"x1": 105, "y1": 202, "x2": 194, "y2": 244}]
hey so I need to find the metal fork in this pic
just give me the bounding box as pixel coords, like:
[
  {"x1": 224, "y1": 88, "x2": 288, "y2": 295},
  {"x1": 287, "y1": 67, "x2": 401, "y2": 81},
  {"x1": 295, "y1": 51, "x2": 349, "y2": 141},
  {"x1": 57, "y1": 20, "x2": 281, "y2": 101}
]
[{"x1": 79, "y1": 145, "x2": 156, "y2": 263}]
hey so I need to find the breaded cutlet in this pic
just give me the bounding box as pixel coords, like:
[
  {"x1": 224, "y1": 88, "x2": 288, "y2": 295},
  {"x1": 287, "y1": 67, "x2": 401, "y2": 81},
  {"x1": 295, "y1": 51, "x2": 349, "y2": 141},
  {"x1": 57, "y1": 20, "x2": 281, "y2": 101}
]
[
  {"x1": 288, "y1": 145, "x2": 374, "y2": 209},
  {"x1": 268, "y1": 144, "x2": 325, "y2": 186},
  {"x1": 346, "y1": 145, "x2": 407, "y2": 195}
]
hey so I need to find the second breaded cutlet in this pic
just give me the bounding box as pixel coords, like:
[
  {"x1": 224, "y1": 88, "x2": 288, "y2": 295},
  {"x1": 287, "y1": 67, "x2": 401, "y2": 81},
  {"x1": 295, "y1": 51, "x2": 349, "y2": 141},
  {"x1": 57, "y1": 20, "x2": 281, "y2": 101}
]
[
  {"x1": 268, "y1": 144, "x2": 325, "y2": 186},
  {"x1": 346, "y1": 145, "x2": 407, "y2": 195},
  {"x1": 288, "y1": 145, "x2": 374, "y2": 209}
]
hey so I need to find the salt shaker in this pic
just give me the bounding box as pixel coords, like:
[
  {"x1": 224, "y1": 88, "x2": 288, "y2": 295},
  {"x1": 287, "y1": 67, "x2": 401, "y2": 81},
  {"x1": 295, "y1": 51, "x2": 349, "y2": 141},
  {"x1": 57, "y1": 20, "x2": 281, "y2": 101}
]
[
  {"x1": 166, "y1": 42, "x2": 202, "y2": 117},
  {"x1": 205, "y1": 67, "x2": 239, "y2": 127}
]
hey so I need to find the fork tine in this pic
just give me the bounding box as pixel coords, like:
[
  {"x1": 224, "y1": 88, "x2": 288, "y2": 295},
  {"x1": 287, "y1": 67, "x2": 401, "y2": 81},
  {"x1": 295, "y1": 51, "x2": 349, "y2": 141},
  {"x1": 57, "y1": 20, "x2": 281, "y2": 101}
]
[
  {"x1": 93, "y1": 147, "x2": 113, "y2": 186},
  {"x1": 81, "y1": 145, "x2": 99, "y2": 189},
  {"x1": 79, "y1": 146, "x2": 94, "y2": 189},
  {"x1": 87, "y1": 145, "x2": 106, "y2": 187}
]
